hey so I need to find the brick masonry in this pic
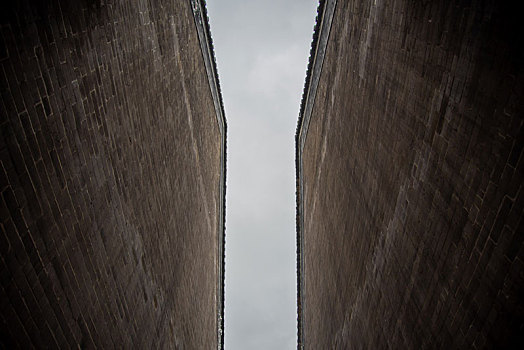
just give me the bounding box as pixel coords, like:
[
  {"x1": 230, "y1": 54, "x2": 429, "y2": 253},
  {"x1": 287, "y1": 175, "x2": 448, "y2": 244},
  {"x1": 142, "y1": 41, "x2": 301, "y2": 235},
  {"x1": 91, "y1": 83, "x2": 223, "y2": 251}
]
[
  {"x1": 297, "y1": 0, "x2": 523, "y2": 348},
  {"x1": 0, "y1": 0, "x2": 225, "y2": 348}
]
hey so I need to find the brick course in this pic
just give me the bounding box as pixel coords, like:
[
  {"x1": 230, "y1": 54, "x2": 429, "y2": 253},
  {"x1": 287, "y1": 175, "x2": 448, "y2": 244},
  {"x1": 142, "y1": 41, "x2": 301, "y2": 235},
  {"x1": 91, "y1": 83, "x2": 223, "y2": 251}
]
[
  {"x1": 1, "y1": 0, "x2": 225, "y2": 348},
  {"x1": 297, "y1": 0, "x2": 523, "y2": 348}
]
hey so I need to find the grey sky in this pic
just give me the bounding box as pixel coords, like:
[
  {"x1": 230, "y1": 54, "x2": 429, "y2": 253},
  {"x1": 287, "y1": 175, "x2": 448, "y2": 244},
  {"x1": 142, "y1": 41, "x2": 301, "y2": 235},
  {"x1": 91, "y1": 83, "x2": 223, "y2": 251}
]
[{"x1": 206, "y1": 1, "x2": 318, "y2": 348}]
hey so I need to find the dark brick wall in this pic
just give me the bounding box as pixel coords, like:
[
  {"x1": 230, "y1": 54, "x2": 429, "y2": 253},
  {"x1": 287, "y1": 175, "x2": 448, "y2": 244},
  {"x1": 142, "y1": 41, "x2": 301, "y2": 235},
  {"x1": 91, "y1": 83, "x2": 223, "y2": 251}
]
[
  {"x1": 298, "y1": 0, "x2": 523, "y2": 348},
  {"x1": 0, "y1": 0, "x2": 224, "y2": 348}
]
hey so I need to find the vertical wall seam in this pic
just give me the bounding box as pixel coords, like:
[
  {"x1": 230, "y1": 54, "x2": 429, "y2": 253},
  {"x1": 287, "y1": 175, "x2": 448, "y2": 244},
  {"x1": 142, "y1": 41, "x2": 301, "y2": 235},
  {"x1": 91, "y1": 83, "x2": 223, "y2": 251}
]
[
  {"x1": 295, "y1": 0, "x2": 338, "y2": 348},
  {"x1": 189, "y1": 1, "x2": 227, "y2": 349}
]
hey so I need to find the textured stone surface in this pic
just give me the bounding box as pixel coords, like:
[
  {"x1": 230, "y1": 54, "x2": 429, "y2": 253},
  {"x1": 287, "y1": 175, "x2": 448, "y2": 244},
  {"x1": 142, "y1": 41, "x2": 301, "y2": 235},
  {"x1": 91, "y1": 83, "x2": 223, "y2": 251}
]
[
  {"x1": 0, "y1": 0, "x2": 223, "y2": 348},
  {"x1": 298, "y1": 0, "x2": 523, "y2": 348}
]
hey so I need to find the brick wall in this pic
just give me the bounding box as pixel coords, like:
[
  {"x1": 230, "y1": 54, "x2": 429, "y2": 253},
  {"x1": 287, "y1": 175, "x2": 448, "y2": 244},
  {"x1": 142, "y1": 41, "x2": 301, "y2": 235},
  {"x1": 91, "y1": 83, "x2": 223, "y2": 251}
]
[
  {"x1": 298, "y1": 0, "x2": 523, "y2": 348},
  {"x1": 0, "y1": 0, "x2": 225, "y2": 348}
]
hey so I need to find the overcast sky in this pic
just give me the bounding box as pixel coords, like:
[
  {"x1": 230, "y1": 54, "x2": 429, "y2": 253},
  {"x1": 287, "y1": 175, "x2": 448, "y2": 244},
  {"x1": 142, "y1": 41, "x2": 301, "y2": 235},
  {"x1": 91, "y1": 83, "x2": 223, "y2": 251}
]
[{"x1": 206, "y1": 1, "x2": 318, "y2": 348}]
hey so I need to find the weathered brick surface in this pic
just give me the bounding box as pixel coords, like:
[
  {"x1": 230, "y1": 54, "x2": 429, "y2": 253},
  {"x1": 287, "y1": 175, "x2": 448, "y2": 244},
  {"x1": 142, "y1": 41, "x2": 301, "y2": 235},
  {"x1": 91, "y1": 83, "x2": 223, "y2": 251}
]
[
  {"x1": 298, "y1": 0, "x2": 523, "y2": 348},
  {"x1": 0, "y1": 0, "x2": 224, "y2": 348}
]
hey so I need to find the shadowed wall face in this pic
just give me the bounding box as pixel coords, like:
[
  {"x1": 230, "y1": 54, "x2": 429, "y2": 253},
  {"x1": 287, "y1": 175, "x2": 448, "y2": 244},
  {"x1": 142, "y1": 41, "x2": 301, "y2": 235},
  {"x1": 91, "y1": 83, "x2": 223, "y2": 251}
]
[
  {"x1": 300, "y1": 0, "x2": 523, "y2": 348},
  {"x1": 1, "y1": 0, "x2": 222, "y2": 348}
]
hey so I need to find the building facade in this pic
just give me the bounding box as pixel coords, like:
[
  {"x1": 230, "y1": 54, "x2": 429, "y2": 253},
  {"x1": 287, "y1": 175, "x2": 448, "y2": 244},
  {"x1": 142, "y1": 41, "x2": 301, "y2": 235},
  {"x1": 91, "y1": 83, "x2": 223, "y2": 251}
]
[
  {"x1": 297, "y1": 0, "x2": 523, "y2": 348},
  {"x1": 0, "y1": 0, "x2": 225, "y2": 348}
]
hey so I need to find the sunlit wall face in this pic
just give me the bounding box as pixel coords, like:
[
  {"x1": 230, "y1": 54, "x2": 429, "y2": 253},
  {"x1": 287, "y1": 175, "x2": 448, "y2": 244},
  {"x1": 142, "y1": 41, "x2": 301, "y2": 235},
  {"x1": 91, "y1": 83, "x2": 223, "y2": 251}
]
[{"x1": 206, "y1": 1, "x2": 318, "y2": 348}]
